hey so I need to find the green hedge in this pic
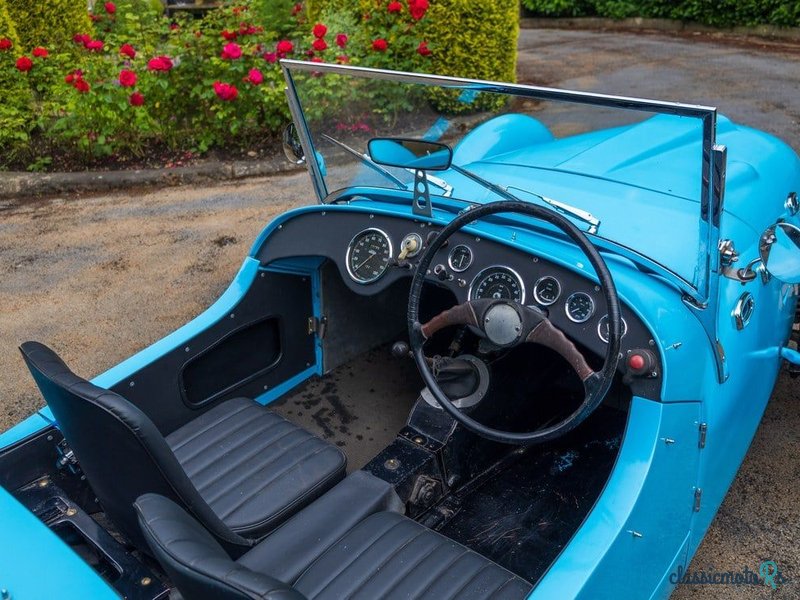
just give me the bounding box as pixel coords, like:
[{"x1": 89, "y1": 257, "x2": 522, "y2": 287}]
[
  {"x1": 6, "y1": 0, "x2": 92, "y2": 51},
  {"x1": 0, "y1": 0, "x2": 31, "y2": 155},
  {"x1": 521, "y1": 0, "x2": 800, "y2": 28}
]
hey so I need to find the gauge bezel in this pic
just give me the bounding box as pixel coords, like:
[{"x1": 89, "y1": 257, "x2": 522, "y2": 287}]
[
  {"x1": 345, "y1": 227, "x2": 393, "y2": 284},
  {"x1": 564, "y1": 291, "x2": 595, "y2": 323},
  {"x1": 597, "y1": 314, "x2": 628, "y2": 343},
  {"x1": 468, "y1": 265, "x2": 526, "y2": 303},
  {"x1": 533, "y1": 275, "x2": 562, "y2": 306},
  {"x1": 447, "y1": 244, "x2": 473, "y2": 273}
]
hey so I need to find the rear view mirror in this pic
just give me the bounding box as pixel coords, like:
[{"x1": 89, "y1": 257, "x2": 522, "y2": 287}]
[
  {"x1": 760, "y1": 222, "x2": 800, "y2": 284},
  {"x1": 367, "y1": 138, "x2": 452, "y2": 171}
]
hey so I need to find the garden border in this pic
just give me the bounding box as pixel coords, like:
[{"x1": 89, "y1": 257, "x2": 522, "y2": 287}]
[
  {"x1": 520, "y1": 17, "x2": 800, "y2": 43},
  {"x1": 0, "y1": 155, "x2": 303, "y2": 201}
]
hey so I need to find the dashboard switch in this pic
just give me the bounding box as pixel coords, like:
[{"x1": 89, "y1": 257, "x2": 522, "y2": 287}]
[{"x1": 626, "y1": 349, "x2": 657, "y2": 377}]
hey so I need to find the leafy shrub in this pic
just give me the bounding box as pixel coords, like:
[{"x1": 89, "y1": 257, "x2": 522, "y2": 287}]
[
  {"x1": 6, "y1": 0, "x2": 92, "y2": 51},
  {"x1": 521, "y1": 0, "x2": 800, "y2": 27},
  {"x1": 0, "y1": 1, "x2": 31, "y2": 157},
  {"x1": 423, "y1": 0, "x2": 519, "y2": 114}
]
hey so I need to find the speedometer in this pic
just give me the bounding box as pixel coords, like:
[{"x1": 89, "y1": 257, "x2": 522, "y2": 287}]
[
  {"x1": 346, "y1": 228, "x2": 392, "y2": 284},
  {"x1": 469, "y1": 266, "x2": 525, "y2": 303}
]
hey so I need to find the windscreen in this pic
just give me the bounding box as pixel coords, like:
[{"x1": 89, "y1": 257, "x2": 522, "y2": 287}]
[{"x1": 283, "y1": 61, "x2": 715, "y2": 293}]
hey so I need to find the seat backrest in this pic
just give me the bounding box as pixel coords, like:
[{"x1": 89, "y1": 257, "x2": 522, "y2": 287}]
[
  {"x1": 19, "y1": 341, "x2": 247, "y2": 552},
  {"x1": 135, "y1": 494, "x2": 304, "y2": 600}
]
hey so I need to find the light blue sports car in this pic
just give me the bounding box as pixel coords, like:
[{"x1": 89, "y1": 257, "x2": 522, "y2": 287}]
[{"x1": 1, "y1": 61, "x2": 798, "y2": 599}]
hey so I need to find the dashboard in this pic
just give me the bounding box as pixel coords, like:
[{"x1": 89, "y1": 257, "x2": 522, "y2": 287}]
[{"x1": 258, "y1": 208, "x2": 662, "y2": 399}]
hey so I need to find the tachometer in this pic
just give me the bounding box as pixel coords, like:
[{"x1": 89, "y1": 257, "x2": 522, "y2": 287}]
[
  {"x1": 469, "y1": 267, "x2": 525, "y2": 303},
  {"x1": 565, "y1": 292, "x2": 595, "y2": 323},
  {"x1": 346, "y1": 228, "x2": 393, "y2": 284},
  {"x1": 533, "y1": 276, "x2": 561, "y2": 306}
]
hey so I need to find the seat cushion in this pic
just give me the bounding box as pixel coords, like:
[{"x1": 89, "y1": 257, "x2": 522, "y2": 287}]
[
  {"x1": 167, "y1": 398, "x2": 346, "y2": 538},
  {"x1": 293, "y1": 511, "x2": 532, "y2": 600}
]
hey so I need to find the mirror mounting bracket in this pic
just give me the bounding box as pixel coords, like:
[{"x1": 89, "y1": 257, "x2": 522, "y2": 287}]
[{"x1": 412, "y1": 170, "x2": 433, "y2": 217}]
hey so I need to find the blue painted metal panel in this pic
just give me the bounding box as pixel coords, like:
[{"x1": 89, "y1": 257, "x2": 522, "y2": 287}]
[
  {"x1": 529, "y1": 398, "x2": 701, "y2": 599},
  {"x1": 0, "y1": 486, "x2": 119, "y2": 599},
  {"x1": 0, "y1": 412, "x2": 53, "y2": 451}
]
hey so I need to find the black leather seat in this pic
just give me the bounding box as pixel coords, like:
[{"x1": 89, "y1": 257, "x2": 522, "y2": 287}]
[
  {"x1": 135, "y1": 471, "x2": 533, "y2": 600},
  {"x1": 20, "y1": 341, "x2": 346, "y2": 552}
]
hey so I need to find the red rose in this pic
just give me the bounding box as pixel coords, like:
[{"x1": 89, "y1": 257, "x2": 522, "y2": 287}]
[
  {"x1": 387, "y1": 1, "x2": 402, "y2": 13},
  {"x1": 15, "y1": 56, "x2": 33, "y2": 72},
  {"x1": 32, "y1": 46, "x2": 48, "y2": 58},
  {"x1": 104, "y1": 2, "x2": 116, "y2": 14},
  {"x1": 335, "y1": 33, "x2": 348, "y2": 48},
  {"x1": 73, "y1": 33, "x2": 90, "y2": 46},
  {"x1": 120, "y1": 43, "x2": 136, "y2": 59},
  {"x1": 147, "y1": 56, "x2": 173, "y2": 71},
  {"x1": 221, "y1": 42, "x2": 242, "y2": 60},
  {"x1": 372, "y1": 38, "x2": 388, "y2": 52},
  {"x1": 0, "y1": 38, "x2": 13, "y2": 51},
  {"x1": 169, "y1": 23, "x2": 179, "y2": 31},
  {"x1": 408, "y1": 0, "x2": 428, "y2": 20},
  {"x1": 65, "y1": 70, "x2": 84, "y2": 84},
  {"x1": 312, "y1": 23, "x2": 327, "y2": 38},
  {"x1": 312, "y1": 38, "x2": 327, "y2": 52},
  {"x1": 129, "y1": 91, "x2": 145, "y2": 106},
  {"x1": 85, "y1": 40, "x2": 104, "y2": 52},
  {"x1": 310, "y1": 57, "x2": 323, "y2": 63},
  {"x1": 416, "y1": 40, "x2": 431, "y2": 56},
  {"x1": 245, "y1": 68, "x2": 264, "y2": 85},
  {"x1": 292, "y1": 3, "x2": 302, "y2": 15},
  {"x1": 263, "y1": 51, "x2": 277, "y2": 63},
  {"x1": 119, "y1": 69, "x2": 137, "y2": 87},
  {"x1": 213, "y1": 81, "x2": 238, "y2": 101},
  {"x1": 336, "y1": 54, "x2": 349, "y2": 63},
  {"x1": 221, "y1": 29, "x2": 238, "y2": 41},
  {"x1": 74, "y1": 79, "x2": 90, "y2": 93},
  {"x1": 276, "y1": 39, "x2": 293, "y2": 54}
]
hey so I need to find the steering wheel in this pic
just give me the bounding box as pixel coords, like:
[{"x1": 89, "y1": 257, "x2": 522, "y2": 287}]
[{"x1": 408, "y1": 200, "x2": 622, "y2": 445}]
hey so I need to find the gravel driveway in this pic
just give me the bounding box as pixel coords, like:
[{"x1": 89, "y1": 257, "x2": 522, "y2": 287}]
[{"x1": 1, "y1": 27, "x2": 797, "y2": 599}]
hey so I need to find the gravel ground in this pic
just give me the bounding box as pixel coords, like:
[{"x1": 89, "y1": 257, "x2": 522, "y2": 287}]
[{"x1": 1, "y1": 28, "x2": 798, "y2": 598}]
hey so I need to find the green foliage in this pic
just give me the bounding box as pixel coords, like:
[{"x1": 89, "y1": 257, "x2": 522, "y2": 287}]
[
  {"x1": 423, "y1": 0, "x2": 519, "y2": 114},
  {"x1": 0, "y1": 0, "x2": 20, "y2": 48},
  {"x1": 521, "y1": 0, "x2": 800, "y2": 27},
  {"x1": 6, "y1": 0, "x2": 92, "y2": 51},
  {"x1": 0, "y1": 0, "x2": 31, "y2": 163}
]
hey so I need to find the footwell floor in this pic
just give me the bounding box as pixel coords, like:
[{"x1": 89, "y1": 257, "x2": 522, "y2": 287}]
[
  {"x1": 271, "y1": 345, "x2": 422, "y2": 470},
  {"x1": 428, "y1": 406, "x2": 627, "y2": 585}
]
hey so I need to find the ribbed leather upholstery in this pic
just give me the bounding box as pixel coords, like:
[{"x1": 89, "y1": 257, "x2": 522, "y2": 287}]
[
  {"x1": 167, "y1": 398, "x2": 346, "y2": 537},
  {"x1": 293, "y1": 511, "x2": 531, "y2": 600},
  {"x1": 136, "y1": 473, "x2": 532, "y2": 600}
]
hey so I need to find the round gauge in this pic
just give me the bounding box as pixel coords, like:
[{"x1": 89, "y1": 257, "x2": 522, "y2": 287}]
[
  {"x1": 565, "y1": 292, "x2": 595, "y2": 323},
  {"x1": 533, "y1": 276, "x2": 561, "y2": 306},
  {"x1": 448, "y1": 244, "x2": 473, "y2": 272},
  {"x1": 469, "y1": 266, "x2": 525, "y2": 303},
  {"x1": 346, "y1": 228, "x2": 393, "y2": 284},
  {"x1": 597, "y1": 314, "x2": 628, "y2": 343}
]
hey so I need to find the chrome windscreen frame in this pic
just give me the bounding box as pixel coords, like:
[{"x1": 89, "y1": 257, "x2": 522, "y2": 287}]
[{"x1": 280, "y1": 59, "x2": 728, "y2": 381}]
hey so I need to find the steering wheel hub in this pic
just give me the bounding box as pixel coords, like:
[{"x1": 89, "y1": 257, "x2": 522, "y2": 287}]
[{"x1": 483, "y1": 302, "x2": 523, "y2": 346}]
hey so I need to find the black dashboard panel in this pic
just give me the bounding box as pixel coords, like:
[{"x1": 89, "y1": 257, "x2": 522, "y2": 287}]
[{"x1": 257, "y1": 209, "x2": 662, "y2": 399}]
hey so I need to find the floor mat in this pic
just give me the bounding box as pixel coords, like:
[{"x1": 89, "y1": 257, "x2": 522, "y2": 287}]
[
  {"x1": 271, "y1": 345, "x2": 423, "y2": 471},
  {"x1": 430, "y1": 406, "x2": 627, "y2": 585}
]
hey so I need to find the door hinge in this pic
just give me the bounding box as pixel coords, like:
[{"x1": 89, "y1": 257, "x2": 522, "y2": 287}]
[
  {"x1": 693, "y1": 488, "x2": 702, "y2": 512},
  {"x1": 307, "y1": 316, "x2": 328, "y2": 339},
  {"x1": 698, "y1": 423, "x2": 707, "y2": 448}
]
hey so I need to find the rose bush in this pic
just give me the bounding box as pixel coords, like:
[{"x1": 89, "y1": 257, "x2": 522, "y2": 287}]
[{"x1": 0, "y1": 0, "x2": 440, "y2": 169}]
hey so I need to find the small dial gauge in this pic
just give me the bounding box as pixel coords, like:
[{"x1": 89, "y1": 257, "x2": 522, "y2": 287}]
[
  {"x1": 597, "y1": 314, "x2": 628, "y2": 343},
  {"x1": 448, "y1": 244, "x2": 473, "y2": 272},
  {"x1": 346, "y1": 228, "x2": 392, "y2": 284},
  {"x1": 533, "y1": 276, "x2": 561, "y2": 306},
  {"x1": 469, "y1": 267, "x2": 525, "y2": 303},
  {"x1": 565, "y1": 292, "x2": 595, "y2": 323}
]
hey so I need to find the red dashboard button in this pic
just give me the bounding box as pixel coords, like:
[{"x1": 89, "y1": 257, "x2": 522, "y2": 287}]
[{"x1": 628, "y1": 354, "x2": 646, "y2": 371}]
